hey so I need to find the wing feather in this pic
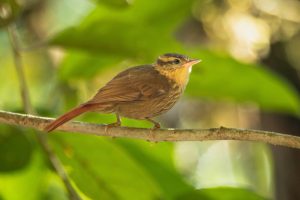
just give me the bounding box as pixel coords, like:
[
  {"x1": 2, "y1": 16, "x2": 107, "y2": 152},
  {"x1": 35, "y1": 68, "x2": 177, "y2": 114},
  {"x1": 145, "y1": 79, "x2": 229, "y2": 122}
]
[{"x1": 88, "y1": 65, "x2": 170, "y2": 104}]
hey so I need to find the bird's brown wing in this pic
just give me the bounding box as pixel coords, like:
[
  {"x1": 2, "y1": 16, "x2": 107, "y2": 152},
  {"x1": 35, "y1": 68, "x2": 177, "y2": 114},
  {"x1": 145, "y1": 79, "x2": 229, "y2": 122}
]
[{"x1": 87, "y1": 65, "x2": 170, "y2": 104}]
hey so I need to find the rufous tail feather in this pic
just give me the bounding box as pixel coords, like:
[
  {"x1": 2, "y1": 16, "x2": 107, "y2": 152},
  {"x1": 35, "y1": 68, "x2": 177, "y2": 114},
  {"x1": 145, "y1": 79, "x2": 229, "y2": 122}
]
[{"x1": 45, "y1": 104, "x2": 96, "y2": 132}]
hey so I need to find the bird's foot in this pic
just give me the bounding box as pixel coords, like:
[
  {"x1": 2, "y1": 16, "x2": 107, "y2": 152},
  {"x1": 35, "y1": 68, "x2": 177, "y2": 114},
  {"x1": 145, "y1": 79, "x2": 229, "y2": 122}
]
[
  {"x1": 147, "y1": 124, "x2": 160, "y2": 143},
  {"x1": 104, "y1": 121, "x2": 121, "y2": 134},
  {"x1": 145, "y1": 118, "x2": 161, "y2": 129},
  {"x1": 152, "y1": 123, "x2": 161, "y2": 129}
]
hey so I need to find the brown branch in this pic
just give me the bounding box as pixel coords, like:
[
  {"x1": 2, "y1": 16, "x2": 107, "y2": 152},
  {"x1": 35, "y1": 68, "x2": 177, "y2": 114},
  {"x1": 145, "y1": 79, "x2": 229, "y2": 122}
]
[
  {"x1": 7, "y1": 25, "x2": 81, "y2": 200},
  {"x1": 0, "y1": 110, "x2": 300, "y2": 149}
]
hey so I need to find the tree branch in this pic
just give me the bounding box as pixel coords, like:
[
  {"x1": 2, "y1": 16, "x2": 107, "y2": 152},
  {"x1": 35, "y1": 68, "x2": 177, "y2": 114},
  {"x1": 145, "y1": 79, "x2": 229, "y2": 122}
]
[{"x1": 0, "y1": 110, "x2": 300, "y2": 149}]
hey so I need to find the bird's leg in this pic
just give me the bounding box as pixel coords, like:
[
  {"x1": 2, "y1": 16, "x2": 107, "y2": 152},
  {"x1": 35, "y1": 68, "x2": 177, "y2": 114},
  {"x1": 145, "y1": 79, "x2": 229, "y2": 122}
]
[
  {"x1": 109, "y1": 113, "x2": 121, "y2": 127},
  {"x1": 105, "y1": 113, "x2": 121, "y2": 134},
  {"x1": 146, "y1": 118, "x2": 161, "y2": 129}
]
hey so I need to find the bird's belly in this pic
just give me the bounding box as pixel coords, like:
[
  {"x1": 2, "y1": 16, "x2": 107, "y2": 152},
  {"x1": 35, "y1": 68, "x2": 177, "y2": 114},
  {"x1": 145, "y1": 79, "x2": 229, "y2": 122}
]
[{"x1": 116, "y1": 91, "x2": 182, "y2": 119}]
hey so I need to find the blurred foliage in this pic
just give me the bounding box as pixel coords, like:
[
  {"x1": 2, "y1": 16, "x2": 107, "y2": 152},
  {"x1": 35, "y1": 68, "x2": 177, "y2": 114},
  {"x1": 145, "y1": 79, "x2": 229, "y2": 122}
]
[
  {"x1": 0, "y1": 136, "x2": 59, "y2": 200},
  {"x1": 177, "y1": 187, "x2": 267, "y2": 200},
  {"x1": 0, "y1": 127, "x2": 32, "y2": 172},
  {"x1": 1, "y1": 0, "x2": 300, "y2": 199},
  {"x1": 0, "y1": 0, "x2": 21, "y2": 27},
  {"x1": 91, "y1": 0, "x2": 130, "y2": 8},
  {"x1": 175, "y1": 141, "x2": 273, "y2": 198},
  {"x1": 188, "y1": 50, "x2": 300, "y2": 115},
  {"x1": 51, "y1": 0, "x2": 300, "y2": 116},
  {"x1": 51, "y1": 134, "x2": 165, "y2": 199}
]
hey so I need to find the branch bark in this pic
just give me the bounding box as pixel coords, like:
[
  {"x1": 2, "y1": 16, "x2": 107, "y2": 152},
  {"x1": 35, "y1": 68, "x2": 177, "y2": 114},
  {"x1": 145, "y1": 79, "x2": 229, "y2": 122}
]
[{"x1": 0, "y1": 110, "x2": 300, "y2": 149}]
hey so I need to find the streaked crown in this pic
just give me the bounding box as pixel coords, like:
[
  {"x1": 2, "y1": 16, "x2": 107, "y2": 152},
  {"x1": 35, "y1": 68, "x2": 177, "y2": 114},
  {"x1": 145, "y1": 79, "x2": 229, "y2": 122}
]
[
  {"x1": 156, "y1": 53, "x2": 188, "y2": 67},
  {"x1": 155, "y1": 53, "x2": 200, "y2": 70}
]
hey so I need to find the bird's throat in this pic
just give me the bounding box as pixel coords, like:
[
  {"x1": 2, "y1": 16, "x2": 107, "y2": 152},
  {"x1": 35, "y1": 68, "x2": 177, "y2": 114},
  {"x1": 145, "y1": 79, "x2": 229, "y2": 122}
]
[{"x1": 157, "y1": 66, "x2": 192, "y2": 87}]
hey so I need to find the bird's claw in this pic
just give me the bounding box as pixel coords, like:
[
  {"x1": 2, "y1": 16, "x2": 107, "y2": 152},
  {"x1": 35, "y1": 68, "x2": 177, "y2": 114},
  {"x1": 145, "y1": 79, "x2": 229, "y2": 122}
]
[
  {"x1": 152, "y1": 124, "x2": 161, "y2": 129},
  {"x1": 104, "y1": 122, "x2": 121, "y2": 133}
]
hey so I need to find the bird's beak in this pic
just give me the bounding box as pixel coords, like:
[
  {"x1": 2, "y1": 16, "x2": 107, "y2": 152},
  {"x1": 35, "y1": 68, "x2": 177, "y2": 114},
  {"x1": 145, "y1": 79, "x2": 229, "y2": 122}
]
[{"x1": 184, "y1": 59, "x2": 201, "y2": 67}]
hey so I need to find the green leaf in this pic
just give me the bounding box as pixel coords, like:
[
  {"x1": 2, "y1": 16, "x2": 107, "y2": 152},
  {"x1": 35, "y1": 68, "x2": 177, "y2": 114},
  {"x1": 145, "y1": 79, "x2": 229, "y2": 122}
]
[
  {"x1": 51, "y1": 18, "x2": 179, "y2": 59},
  {"x1": 177, "y1": 187, "x2": 269, "y2": 200},
  {"x1": 58, "y1": 50, "x2": 123, "y2": 80},
  {"x1": 50, "y1": 133, "x2": 201, "y2": 200},
  {"x1": 0, "y1": 149, "x2": 48, "y2": 200},
  {"x1": 0, "y1": 126, "x2": 33, "y2": 172},
  {"x1": 186, "y1": 50, "x2": 300, "y2": 115},
  {"x1": 90, "y1": 0, "x2": 130, "y2": 8},
  {"x1": 50, "y1": 0, "x2": 195, "y2": 58},
  {"x1": 115, "y1": 139, "x2": 194, "y2": 199},
  {"x1": 50, "y1": 134, "x2": 163, "y2": 200}
]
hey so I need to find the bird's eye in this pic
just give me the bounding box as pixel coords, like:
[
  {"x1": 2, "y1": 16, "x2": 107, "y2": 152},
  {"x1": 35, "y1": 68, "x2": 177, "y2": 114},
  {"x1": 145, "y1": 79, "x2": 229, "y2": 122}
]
[{"x1": 173, "y1": 59, "x2": 180, "y2": 64}]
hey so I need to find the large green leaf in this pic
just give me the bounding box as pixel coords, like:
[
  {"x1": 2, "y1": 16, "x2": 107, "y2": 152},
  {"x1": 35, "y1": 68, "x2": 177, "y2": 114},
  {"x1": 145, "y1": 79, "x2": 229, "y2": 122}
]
[
  {"x1": 50, "y1": 133, "x2": 204, "y2": 200},
  {"x1": 58, "y1": 50, "x2": 124, "y2": 80},
  {"x1": 0, "y1": 126, "x2": 68, "y2": 200},
  {"x1": 51, "y1": 18, "x2": 179, "y2": 59},
  {"x1": 49, "y1": 133, "x2": 271, "y2": 200},
  {"x1": 0, "y1": 126, "x2": 33, "y2": 172},
  {"x1": 115, "y1": 139, "x2": 193, "y2": 199},
  {"x1": 0, "y1": 148, "x2": 48, "y2": 200},
  {"x1": 186, "y1": 50, "x2": 300, "y2": 115},
  {"x1": 50, "y1": 134, "x2": 163, "y2": 200},
  {"x1": 90, "y1": 0, "x2": 130, "y2": 8},
  {"x1": 177, "y1": 187, "x2": 268, "y2": 200},
  {"x1": 50, "y1": 0, "x2": 194, "y2": 58}
]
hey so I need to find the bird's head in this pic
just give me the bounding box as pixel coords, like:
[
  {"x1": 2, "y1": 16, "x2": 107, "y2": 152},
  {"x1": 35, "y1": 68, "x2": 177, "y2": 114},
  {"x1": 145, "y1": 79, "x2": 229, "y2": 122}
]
[
  {"x1": 154, "y1": 53, "x2": 201, "y2": 85},
  {"x1": 155, "y1": 53, "x2": 200, "y2": 71}
]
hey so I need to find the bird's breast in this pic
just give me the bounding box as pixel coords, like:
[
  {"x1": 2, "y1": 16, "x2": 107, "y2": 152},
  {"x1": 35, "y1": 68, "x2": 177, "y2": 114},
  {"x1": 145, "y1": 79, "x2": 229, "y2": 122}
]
[
  {"x1": 117, "y1": 86, "x2": 182, "y2": 119},
  {"x1": 157, "y1": 66, "x2": 192, "y2": 88}
]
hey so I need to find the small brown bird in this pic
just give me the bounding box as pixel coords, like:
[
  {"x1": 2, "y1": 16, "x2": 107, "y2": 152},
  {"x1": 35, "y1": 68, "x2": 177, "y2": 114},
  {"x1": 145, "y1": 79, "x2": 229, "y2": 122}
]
[{"x1": 45, "y1": 53, "x2": 200, "y2": 132}]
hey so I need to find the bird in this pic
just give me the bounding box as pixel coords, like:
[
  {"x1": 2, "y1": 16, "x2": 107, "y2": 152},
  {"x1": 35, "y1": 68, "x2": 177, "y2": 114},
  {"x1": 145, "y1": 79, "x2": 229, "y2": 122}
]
[{"x1": 44, "y1": 53, "x2": 200, "y2": 132}]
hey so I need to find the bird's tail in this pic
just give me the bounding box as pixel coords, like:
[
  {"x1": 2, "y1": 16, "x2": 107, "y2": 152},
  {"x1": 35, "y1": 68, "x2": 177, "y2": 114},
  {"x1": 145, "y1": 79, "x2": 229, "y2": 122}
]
[{"x1": 44, "y1": 104, "x2": 96, "y2": 132}]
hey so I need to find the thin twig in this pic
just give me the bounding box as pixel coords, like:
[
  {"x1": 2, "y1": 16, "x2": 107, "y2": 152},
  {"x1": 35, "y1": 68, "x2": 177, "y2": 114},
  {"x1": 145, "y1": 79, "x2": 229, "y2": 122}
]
[
  {"x1": 0, "y1": 110, "x2": 300, "y2": 149},
  {"x1": 7, "y1": 25, "x2": 33, "y2": 114},
  {"x1": 19, "y1": 40, "x2": 48, "y2": 51},
  {"x1": 7, "y1": 25, "x2": 81, "y2": 200}
]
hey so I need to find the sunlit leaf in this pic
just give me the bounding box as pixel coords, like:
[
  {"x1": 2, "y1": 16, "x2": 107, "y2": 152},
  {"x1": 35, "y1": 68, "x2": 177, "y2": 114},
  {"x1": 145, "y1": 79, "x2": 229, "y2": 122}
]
[
  {"x1": 51, "y1": 18, "x2": 179, "y2": 59},
  {"x1": 50, "y1": 0, "x2": 195, "y2": 58}
]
